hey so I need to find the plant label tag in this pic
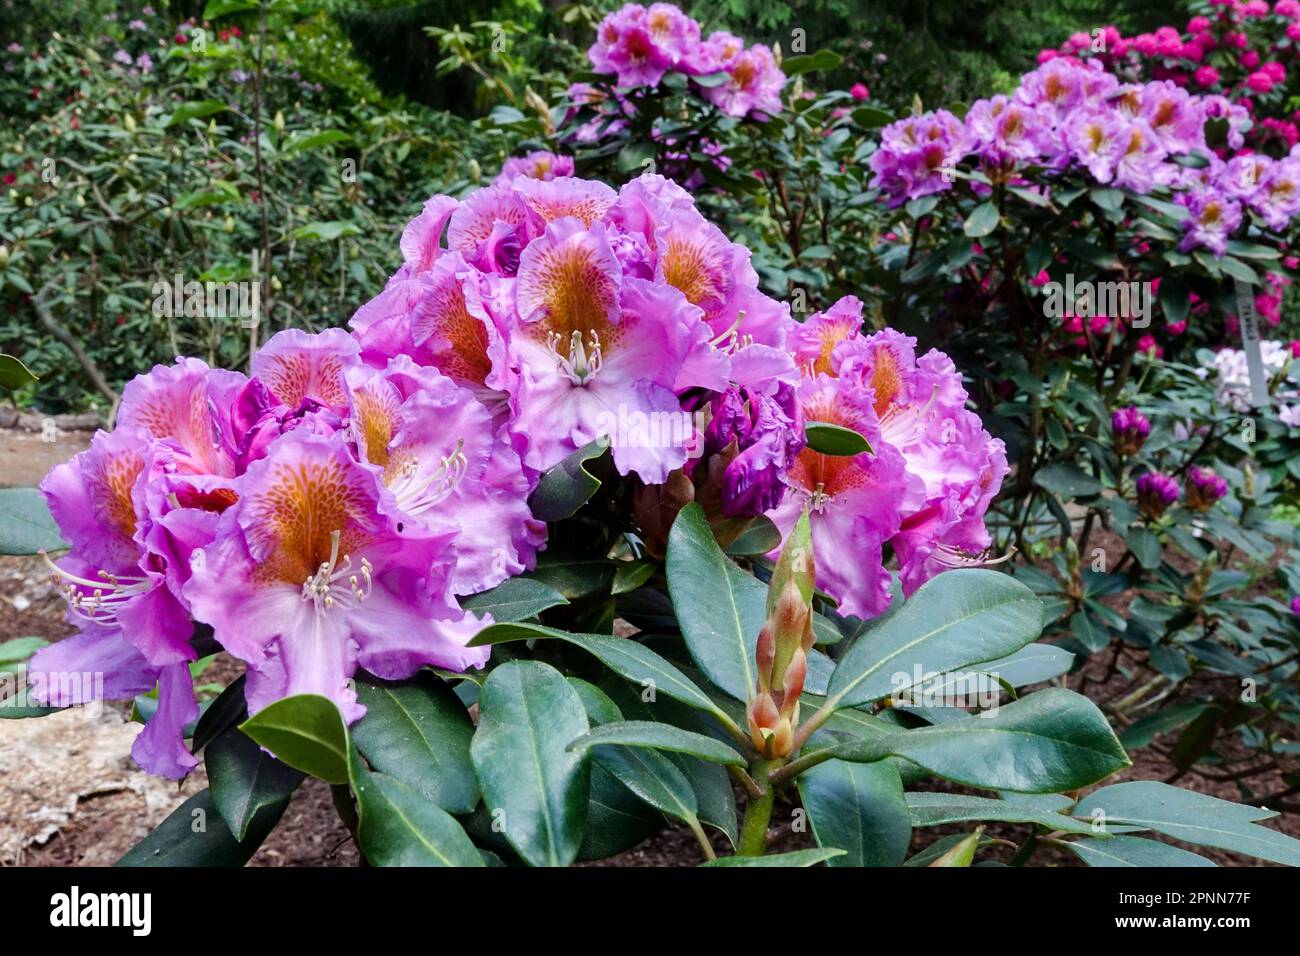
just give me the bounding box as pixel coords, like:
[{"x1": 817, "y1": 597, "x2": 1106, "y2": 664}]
[{"x1": 1233, "y1": 279, "x2": 1271, "y2": 409}]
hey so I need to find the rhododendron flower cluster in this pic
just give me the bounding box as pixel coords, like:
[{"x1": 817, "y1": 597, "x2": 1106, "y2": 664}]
[
  {"x1": 585, "y1": 3, "x2": 785, "y2": 119},
  {"x1": 28, "y1": 170, "x2": 1006, "y2": 779},
  {"x1": 869, "y1": 57, "x2": 1300, "y2": 257},
  {"x1": 768, "y1": 295, "x2": 1009, "y2": 618},
  {"x1": 1040, "y1": 2, "x2": 1300, "y2": 156}
]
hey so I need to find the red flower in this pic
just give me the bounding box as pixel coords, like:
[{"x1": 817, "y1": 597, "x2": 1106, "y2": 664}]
[
  {"x1": 3, "y1": 173, "x2": 16, "y2": 186},
  {"x1": 174, "y1": 34, "x2": 187, "y2": 45}
]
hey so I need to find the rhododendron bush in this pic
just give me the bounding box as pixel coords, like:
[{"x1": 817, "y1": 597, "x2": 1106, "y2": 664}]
[{"x1": 4, "y1": 1, "x2": 1300, "y2": 872}]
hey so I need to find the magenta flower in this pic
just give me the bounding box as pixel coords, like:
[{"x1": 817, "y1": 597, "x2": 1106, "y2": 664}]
[
  {"x1": 1178, "y1": 188, "x2": 1243, "y2": 256},
  {"x1": 494, "y1": 151, "x2": 575, "y2": 185},
  {"x1": 701, "y1": 44, "x2": 785, "y2": 119},
  {"x1": 1111, "y1": 406, "x2": 1151, "y2": 454},
  {"x1": 1185, "y1": 465, "x2": 1229, "y2": 511},
  {"x1": 869, "y1": 110, "x2": 968, "y2": 205},
  {"x1": 185, "y1": 431, "x2": 491, "y2": 724},
  {"x1": 702, "y1": 383, "x2": 804, "y2": 518},
  {"x1": 767, "y1": 373, "x2": 909, "y2": 618},
  {"x1": 1136, "y1": 471, "x2": 1180, "y2": 518}
]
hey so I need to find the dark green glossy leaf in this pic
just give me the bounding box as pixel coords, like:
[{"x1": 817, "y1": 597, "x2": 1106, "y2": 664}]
[
  {"x1": 351, "y1": 671, "x2": 478, "y2": 815},
  {"x1": 239, "y1": 694, "x2": 349, "y2": 784},
  {"x1": 462, "y1": 577, "x2": 568, "y2": 622},
  {"x1": 0, "y1": 487, "x2": 67, "y2": 555},
  {"x1": 568, "y1": 720, "x2": 746, "y2": 766},
  {"x1": 666, "y1": 503, "x2": 766, "y2": 702},
  {"x1": 825, "y1": 569, "x2": 1043, "y2": 709},
  {"x1": 798, "y1": 759, "x2": 910, "y2": 867},
  {"x1": 205, "y1": 727, "x2": 303, "y2": 840},
  {"x1": 470, "y1": 661, "x2": 589, "y2": 867},
  {"x1": 117, "y1": 788, "x2": 279, "y2": 867}
]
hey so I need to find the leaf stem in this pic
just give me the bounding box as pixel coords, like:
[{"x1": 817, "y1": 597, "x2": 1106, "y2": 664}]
[{"x1": 737, "y1": 760, "x2": 777, "y2": 856}]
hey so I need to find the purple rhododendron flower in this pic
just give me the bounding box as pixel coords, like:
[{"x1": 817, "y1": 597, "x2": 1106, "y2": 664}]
[
  {"x1": 703, "y1": 384, "x2": 804, "y2": 517},
  {"x1": 1185, "y1": 465, "x2": 1229, "y2": 511},
  {"x1": 1111, "y1": 405, "x2": 1151, "y2": 454},
  {"x1": 1136, "y1": 471, "x2": 1180, "y2": 518},
  {"x1": 494, "y1": 151, "x2": 576, "y2": 185}
]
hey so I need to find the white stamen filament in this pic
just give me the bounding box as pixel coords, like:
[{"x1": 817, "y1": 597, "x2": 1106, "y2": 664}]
[
  {"x1": 41, "y1": 550, "x2": 151, "y2": 626},
  {"x1": 708, "y1": 310, "x2": 752, "y2": 355},
  {"x1": 879, "y1": 382, "x2": 941, "y2": 447},
  {"x1": 389, "y1": 438, "x2": 469, "y2": 517},
  {"x1": 301, "y1": 530, "x2": 373, "y2": 613},
  {"x1": 547, "y1": 329, "x2": 603, "y2": 385},
  {"x1": 932, "y1": 543, "x2": 1016, "y2": 570},
  {"x1": 809, "y1": 481, "x2": 831, "y2": 514}
]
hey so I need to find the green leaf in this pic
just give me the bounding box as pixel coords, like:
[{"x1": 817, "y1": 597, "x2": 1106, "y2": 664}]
[
  {"x1": 929, "y1": 830, "x2": 980, "y2": 866},
  {"x1": 117, "y1": 788, "x2": 279, "y2": 866},
  {"x1": 905, "y1": 792, "x2": 1097, "y2": 835},
  {"x1": 205, "y1": 728, "x2": 303, "y2": 840},
  {"x1": 1078, "y1": 781, "x2": 1300, "y2": 866},
  {"x1": 1125, "y1": 525, "x2": 1162, "y2": 570},
  {"x1": 203, "y1": 0, "x2": 259, "y2": 17},
  {"x1": 963, "y1": 201, "x2": 1000, "y2": 238},
  {"x1": 1033, "y1": 463, "x2": 1101, "y2": 498},
  {"x1": 976, "y1": 643, "x2": 1074, "y2": 687},
  {"x1": 804, "y1": 421, "x2": 872, "y2": 455},
  {"x1": 827, "y1": 688, "x2": 1129, "y2": 793},
  {"x1": 590, "y1": 745, "x2": 699, "y2": 830},
  {"x1": 281, "y1": 129, "x2": 351, "y2": 156},
  {"x1": 470, "y1": 661, "x2": 590, "y2": 867},
  {"x1": 798, "y1": 760, "x2": 911, "y2": 867},
  {"x1": 781, "y1": 49, "x2": 842, "y2": 75},
  {"x1": 617, "y1": 141, "x2": 656, "y2": 175},
  {"x1": 611, "y1": 559, "x2": 658, "y2": 595},
  {"x1": 725, "y1": 516, "x2": 783, "y2": 556},
  {"x1": 701, "y1": 848, "x2": 846, "y2": 867},
  {"x1": 1090, "y1": 187, "x2": 1124, "y2": 213},
  {"x1": 351, "y1": 672, "x2": 478, "y2": 815},
  {"x1": 825, "y1": 569, "x2": 1043, "y2": 709},
  {"x1": 239, "y1": 694, "x2": 350, "y2": 784},
  {"x1": 568, "y1": 720, "x2": 746, "y2": 766},
  {"x1": 0, "y1": 636, "x2": 47, "y2": 668},
  {"x1": 851, "y1": 106, "x2": 894, "y2": 129},
  {"x1": 191, "y1": 675, "x2": 246, "y2": 753},
  {"x1": 528, "y1": 437, "x2": 609, "y2": 521},
  {"x1": 349, "y1": 750, "x2": 483, "y2": 867},
  {"x1": 1064, "y1": 834, "x2": 1214, "y2": 867},
  {"x1": 164, "y1": 99, "x2": 228, "y2": 128},
  {"x1": 461, "y1": 577, "x2": 567, "y2": 622},
  {"x1": 290, "y1": 221, "x2": 361, "y2": 242},
  {"x1": 1216, "y1": 255, "x2": 1257, "y2": 285},
  {"x1": 666, "y1": 503, "x2": 767, "y2": 702},
  {"x1": 0, "y1": 487, "x2": 67, "y2": 555},
  {"x1": 469, "y1": 622, "x2": 730, "y2": 725},
  {"x1": 0, "y1": 354, "x2": 38, "y2": 390}
]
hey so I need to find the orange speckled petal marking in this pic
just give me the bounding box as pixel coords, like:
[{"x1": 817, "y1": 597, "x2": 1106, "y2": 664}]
[
  {"x1": 516, "y1": 220, "x2": 621, "y2": 343},
  {"x1": 659, "y1": 222, "x2": 731, "y2": 313},
  {"x1": 252, "y1": 329, "x2": 359, "y2": 409},
  {"x1": 515, "y1": 176, "x2": 617, "y2": 228},
  {"x1": 410, "y1": 270, "x2": 493, "y2": 387},
  {"x1": 350, "y1": 384, "x2": 401, "y2": 471},
  {"x1": 98, "y1": 447, "x2": 146, "y2": 541},
  {"x1": 447, "y1": 182, "x2": 528, "y2": 252},
  {"x1": 245, "y1": 452, "x2": 379, "y2": 587},
  {"x1": 868, "y1": 344, "x2": 906, "y2": 416}
]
